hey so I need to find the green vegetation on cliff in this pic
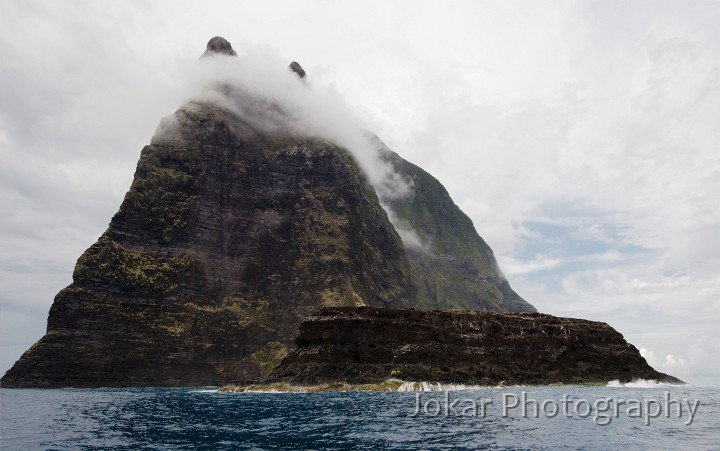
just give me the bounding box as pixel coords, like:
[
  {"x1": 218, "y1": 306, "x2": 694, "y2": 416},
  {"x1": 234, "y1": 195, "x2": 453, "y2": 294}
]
[{"x1": 382, "y1": 147, "x2": 534, "y2": 312}]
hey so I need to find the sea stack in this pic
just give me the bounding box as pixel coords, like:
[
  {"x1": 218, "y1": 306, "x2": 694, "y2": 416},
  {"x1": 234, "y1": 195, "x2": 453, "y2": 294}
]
[{"x1": 1, "y1": 37, "x2": 536, "y2": 388}]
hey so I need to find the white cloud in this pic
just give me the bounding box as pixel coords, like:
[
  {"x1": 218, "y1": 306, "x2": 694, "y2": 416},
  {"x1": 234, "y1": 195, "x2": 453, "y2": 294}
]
[
  {"x1": 571, "y1": 224, "x2": 615, "y2": 244},
  {"x1": 499, "y1": 255, "x2": 563, "y2": 276}
]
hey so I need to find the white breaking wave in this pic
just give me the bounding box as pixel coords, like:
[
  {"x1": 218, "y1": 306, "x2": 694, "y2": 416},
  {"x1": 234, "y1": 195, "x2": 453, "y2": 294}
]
[
  {"x1": 607, "y1": 379, "x2": 684, "y2": 388},
  {"x1": 396, "y1": 381, "x2": 494, "y2": 392}
]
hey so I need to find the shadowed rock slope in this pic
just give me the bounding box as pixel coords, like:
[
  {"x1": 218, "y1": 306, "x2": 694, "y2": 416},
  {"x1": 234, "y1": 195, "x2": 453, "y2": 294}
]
[
  {"x1": 267, "y1": 307, "x2": 683, "y2": 386},
  {"x1": 2, "y1": 37, "x2": 534, "y2": 388}
]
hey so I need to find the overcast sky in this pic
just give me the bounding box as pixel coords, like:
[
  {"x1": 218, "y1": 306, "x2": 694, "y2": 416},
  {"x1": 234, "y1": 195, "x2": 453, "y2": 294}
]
[{"x1": 1, "y1": 0, "x2": 719, "y2": 386}]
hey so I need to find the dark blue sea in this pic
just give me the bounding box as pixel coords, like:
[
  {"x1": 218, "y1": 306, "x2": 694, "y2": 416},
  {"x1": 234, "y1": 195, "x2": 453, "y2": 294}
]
[{"x1": 1, "y1": 383, "x2": 718, "y2": 450}]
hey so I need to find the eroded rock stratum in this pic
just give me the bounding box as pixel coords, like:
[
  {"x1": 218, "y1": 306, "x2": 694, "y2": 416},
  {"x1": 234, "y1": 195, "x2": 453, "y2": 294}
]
[{"x1": 268, "y1": 307, "x2": 683, "y2": 386}]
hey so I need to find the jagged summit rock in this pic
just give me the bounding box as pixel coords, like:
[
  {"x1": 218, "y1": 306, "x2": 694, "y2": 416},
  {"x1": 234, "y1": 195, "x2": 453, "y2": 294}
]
[
  {"x1": 289, "y1": 61, "x2": 307, "y2": 79},
  {"x1": 202, "y1": 36, "x2": 237, "y2": 57}
]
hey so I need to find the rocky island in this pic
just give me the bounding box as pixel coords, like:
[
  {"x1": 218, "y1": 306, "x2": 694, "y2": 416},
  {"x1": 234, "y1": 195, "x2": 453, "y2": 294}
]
[{"x1": 1, "y1": 37, "x2": 680, "y2": 389}]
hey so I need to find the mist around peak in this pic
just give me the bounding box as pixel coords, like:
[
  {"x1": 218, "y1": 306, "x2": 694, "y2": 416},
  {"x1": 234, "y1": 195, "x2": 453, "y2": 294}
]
[{"x1": 169, "y1": 38, "x2": 424, "y2": 247}]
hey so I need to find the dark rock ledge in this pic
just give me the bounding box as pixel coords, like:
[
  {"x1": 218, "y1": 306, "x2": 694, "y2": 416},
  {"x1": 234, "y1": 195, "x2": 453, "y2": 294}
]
[{"x1": 222, "y1": 307, "x2": 683, "y2": 391}]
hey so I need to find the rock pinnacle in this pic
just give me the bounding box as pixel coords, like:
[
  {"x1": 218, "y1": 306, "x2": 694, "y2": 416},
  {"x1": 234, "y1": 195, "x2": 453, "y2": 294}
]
[
  {"x1": 202, "y1": 36, "x2": 237, "y2": 57},
  {"x1": 289, "y1": 61, "x2": 307, "y2": 79}
]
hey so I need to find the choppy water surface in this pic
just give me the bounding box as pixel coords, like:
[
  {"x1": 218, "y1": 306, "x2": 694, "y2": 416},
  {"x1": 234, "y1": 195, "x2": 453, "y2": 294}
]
[{"x1": 1, "y1": 384, "x2": 718, "y2": 450}]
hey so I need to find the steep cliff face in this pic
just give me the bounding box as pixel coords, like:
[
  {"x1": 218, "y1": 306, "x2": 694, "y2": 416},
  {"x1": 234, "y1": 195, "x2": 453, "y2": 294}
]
[
  {"x1": 2, "y1": 37, "x2": 535, "y2": 388},
  {"x1": 268, "y1": 307, "x2": 682, "y2": 386},
  {"x1": 380, "y1": 145, "x2": 533, "y2": 312}
]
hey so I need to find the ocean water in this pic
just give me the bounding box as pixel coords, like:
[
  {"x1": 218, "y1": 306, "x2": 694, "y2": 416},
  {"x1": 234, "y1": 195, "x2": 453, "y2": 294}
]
[{"x1": 1, "y1": 383, "x2": 718, "y2": 450}]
